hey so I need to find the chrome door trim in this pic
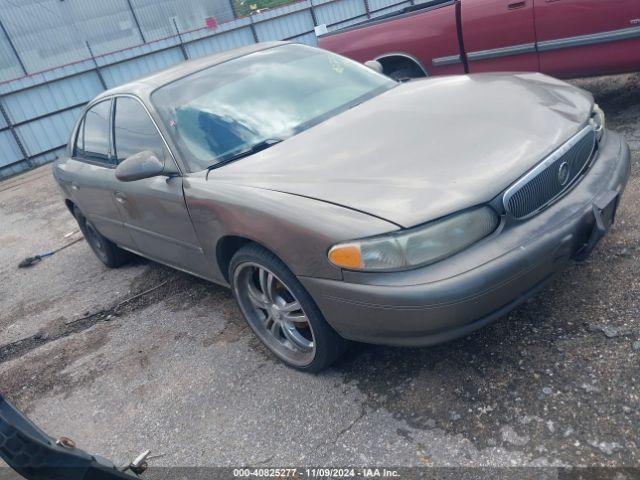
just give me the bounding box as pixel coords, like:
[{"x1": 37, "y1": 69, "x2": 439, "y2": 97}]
[
  {"x1": 537, "y1": 25, "x2": 640, "y2": 52},
  {"x1": 461, "y1": 25, "x2": 640, "y2": 64},
  {"x1": 432, "y1": 54, "x2": 462, "y2": 67},
  {"x1": 467, "y1": 42, "x2": 536, "y2": 62}
]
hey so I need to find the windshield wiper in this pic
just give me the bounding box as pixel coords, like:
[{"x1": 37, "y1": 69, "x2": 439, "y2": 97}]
[{"x1": 205, "y1": 139, "x2": 283, "y2": 179}]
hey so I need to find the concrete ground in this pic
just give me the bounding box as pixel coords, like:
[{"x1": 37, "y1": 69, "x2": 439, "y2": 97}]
[{"x1": 0, "y1": 74, "x2": 638, "y2": 471}]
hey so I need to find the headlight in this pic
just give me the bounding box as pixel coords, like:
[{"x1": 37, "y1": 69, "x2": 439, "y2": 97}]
[
  {"x1": 590, "y1": 104, "x2": 605, "y2": 141},
  {"x1": 328, "y1": 206, "x2": 499, "y2": 271}
]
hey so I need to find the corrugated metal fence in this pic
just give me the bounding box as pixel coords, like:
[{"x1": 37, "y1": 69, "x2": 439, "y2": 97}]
[{"x1": 0, "y1": 0, "x2": 425, "y2": 178}]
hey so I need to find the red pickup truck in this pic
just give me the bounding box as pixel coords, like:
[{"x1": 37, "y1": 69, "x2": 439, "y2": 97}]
[{"x1": 319, "y1": 0, "x2": 640, "y2": 80}]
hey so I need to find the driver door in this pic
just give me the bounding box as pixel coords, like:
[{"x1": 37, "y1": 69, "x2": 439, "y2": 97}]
[{"x1": 111, "y1": 96, "x2": 209, "y2": 277}]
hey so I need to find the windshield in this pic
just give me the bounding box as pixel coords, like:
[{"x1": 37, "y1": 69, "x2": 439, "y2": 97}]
[{"x1": 151, "y1": 44, "x2": 396, "y2": 172}]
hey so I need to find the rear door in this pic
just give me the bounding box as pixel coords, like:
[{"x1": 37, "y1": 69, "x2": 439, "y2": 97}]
[
  {"x1": 461, "y1": 0, "x2": 539, "y2": 72},
  {"x1": 534, "y1": 0, "x2": 640, "y2": 78},
  {"x1": 63, "y1": 99, "x2": 134, "y2": 248},
  {"x1": 111, "y1": 96, "x2": 209, "y2": 276}
]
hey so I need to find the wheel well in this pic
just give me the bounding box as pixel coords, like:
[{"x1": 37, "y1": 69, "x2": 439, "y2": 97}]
[
  {"x1": 216, "y1": 236, "x2": 253, "y2": 282},
  {"x1": 376, "y1": 55, "x2": 427, "y2": 79}
]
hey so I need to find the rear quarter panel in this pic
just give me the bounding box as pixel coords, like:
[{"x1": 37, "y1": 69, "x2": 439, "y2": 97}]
[{"x1": 318, "y1": 3, "x2": 464, "y2": 75}]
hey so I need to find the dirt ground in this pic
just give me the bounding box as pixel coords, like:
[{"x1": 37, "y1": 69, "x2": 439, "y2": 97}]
[{"x1": 0, "y1": 73, "x2": 639, "y2": 471}]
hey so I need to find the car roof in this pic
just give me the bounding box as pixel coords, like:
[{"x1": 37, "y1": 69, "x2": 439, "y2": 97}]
[{"x1": 94, "y1": 41, "x2": 289, "y2": 101}]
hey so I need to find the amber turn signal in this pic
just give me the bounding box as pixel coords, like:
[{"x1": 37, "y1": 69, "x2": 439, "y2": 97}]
[{"x1": 328, "y1": 244, "x2": 363, "y2": 269}]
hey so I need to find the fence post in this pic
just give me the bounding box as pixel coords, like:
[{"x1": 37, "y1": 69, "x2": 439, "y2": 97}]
[
  {"x1": 363, "y1": 0, "x2": 371, "y2": 18},
  {"x1": 309, "y1": 0, "x2": 318, "y2": 26},
  {"x1": 0, "y1": 18, "x2": 27, "y2": 76},
  {"x1": 228, "y1": 0, "x2": 239, "y2": 19},
  {"x1": 85, "y1": 41, "x2": 107, "y2": 90},
  {"x1": 0, "y1": 97, "x2": 32, "y2": 168},
  {"x1": 125, "y1": 0, "x2": 146, "y2": 44},
  {"x1": 249, "y1": 15, "x2": 259, "y2": 43},
  {"x1": 172, "y1": 18, "x2": 189, "y2": 60}
]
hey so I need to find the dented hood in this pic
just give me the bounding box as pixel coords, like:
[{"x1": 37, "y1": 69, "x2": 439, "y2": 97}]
[{"x1": 211, "y1": 72, "x2": 594, "y2": 228}]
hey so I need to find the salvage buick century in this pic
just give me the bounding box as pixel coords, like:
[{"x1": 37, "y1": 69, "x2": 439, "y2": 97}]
[{"x1": 53, "y1": 42, "x2": 630, "y2": 371}]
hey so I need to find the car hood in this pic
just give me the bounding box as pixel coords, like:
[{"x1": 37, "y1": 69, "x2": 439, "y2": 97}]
[{"x1": 210, "y1": 72, "x2": 594, "y2": 228}]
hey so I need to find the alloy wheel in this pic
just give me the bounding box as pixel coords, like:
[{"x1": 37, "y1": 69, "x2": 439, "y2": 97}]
[{"x1": 233, "y1": 262, "x2": 316, "y2": 366}]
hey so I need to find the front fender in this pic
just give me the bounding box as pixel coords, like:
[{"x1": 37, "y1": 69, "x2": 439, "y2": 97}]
[{"x1": 183, "y1": 178, "x2": 398, "y2": 284}]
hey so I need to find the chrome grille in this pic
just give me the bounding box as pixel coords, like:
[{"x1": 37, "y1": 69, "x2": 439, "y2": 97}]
[{"x1": 503, "y1": 126, "x2": 597, "y2": 219}]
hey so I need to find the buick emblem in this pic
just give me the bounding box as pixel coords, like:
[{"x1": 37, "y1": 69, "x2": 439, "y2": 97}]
[{"x1": 557, "y1": 161, "x2": 570, "y2": 186}]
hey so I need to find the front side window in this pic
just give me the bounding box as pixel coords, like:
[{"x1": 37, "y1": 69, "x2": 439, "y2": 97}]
[
  {"x1": 113, "y1": 97, "x2": 166, "y2": 165},
  {"x1": 82, "y1": 100, "x2": 112, "y2": 163},
  {"x1": 152, "y1": 44, "x2": 396, "y2": 172}
]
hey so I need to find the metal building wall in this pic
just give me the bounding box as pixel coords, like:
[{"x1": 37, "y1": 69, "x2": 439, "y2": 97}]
[{"x1": 0, "y1": 0, "x2": 418, "y2": 179}]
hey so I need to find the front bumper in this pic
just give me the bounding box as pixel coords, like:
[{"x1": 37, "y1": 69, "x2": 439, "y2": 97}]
[{"x1": 300, "y1": 130, "x2": 631, "y2": 346}]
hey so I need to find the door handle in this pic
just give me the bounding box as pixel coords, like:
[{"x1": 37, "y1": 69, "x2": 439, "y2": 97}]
[
  {"x1": 114, "y1": 191, "x2": 127, "y2": 203},
  {"x1": 508, "y1": 1, "x2": 526, "y2": 9}
]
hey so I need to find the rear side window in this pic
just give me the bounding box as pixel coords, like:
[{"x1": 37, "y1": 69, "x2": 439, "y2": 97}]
[
  {"x1": 113, "y1": 97, "x2": 166, "y2": 165},
  {"x1": 82, "y1": 100, "x2": 112, "y2": 163}
]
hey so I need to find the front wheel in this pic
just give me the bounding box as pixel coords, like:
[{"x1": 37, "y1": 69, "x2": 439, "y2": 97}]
[{"x1": 230, "y1": 244, "x2": 348, "y2": 372}]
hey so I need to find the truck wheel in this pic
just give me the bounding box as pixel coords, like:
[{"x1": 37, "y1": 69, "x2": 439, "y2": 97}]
[
  {"x1": 230, "y1": 243, "x2": 349, "y2": 372},
  {"x1": 73, "y1": 206, "x2": 131, "y2": 268}
]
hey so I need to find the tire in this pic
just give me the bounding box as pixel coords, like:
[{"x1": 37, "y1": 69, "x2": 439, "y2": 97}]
[
  {"x1": 229, "y1": 243, "x2": 348, "y2": 372},
  {"x1": 73, "y1": 206, "x2": 131, "y2": 268},
  {"x1": 389, "y1": 67, "x2": 423, "y2": 82}
]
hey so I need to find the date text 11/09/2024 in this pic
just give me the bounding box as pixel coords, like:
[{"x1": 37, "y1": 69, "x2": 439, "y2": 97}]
[{"x1": 232, "y1": 468, "x2": 401, "y2": 477}]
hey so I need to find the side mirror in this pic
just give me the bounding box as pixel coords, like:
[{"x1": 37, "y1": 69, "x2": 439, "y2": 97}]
[
  {"x1": 115, "y1": 151, "x2": 164, "y2": 182},
  {"x1": 364, "y1": 60, "x2": 384, "y2": 74}
]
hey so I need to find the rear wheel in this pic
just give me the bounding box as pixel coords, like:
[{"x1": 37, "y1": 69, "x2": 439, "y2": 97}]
[
  {"x1": 73, "y1": 206, "x2": 131, "y2": 268},
  {"x1": 230, "y1": 244, "x2": 348, "y2": 372}
]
